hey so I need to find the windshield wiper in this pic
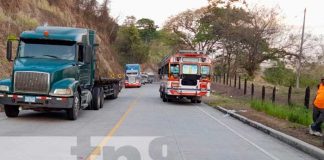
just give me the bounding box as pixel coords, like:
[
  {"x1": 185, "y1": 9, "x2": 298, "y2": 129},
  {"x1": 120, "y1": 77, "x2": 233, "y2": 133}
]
[
  {"x1": 20, "y1": 56, "x2": 35, "y2": 58},
  {"x1": 42, "y1": 55, "x2": 60, "y2": 59}
]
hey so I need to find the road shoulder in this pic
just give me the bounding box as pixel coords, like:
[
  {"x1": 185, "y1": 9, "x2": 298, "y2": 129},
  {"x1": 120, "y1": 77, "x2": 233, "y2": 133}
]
[{"x1": 213, "y1": 105, "x2": 324, "y2": 160}]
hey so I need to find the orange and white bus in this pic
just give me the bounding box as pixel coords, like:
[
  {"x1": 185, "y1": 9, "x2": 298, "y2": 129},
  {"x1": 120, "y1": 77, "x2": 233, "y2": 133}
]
[{"x1": 158, "y1": 50, "x2": 212, "y2": 103}]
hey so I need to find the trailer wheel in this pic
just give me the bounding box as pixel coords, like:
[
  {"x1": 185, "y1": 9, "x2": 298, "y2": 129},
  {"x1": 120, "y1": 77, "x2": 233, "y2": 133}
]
[
  {"x1": 108, "y1": 83, "x2": 119, "y2": 99},
  {"x1": 100, "y1": 87, "x2": 104, "y2": 108},
  {"x1": 4, "y1": 105, "x2": 19, "y2": 118},
  {"x1": 67, "y1": 92, "x2": 80, "y2": 120},
  {"x1": 91, "y1": 87, "x2": 101, "y2": 110}
]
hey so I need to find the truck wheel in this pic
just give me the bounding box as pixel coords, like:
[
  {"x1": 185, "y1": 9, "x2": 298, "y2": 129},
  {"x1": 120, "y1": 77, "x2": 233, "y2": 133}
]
[
  {"x1": 100, "y1": 88, "x2": 104, "y2": 108},
  {"x1": 67, "y1": 92, "x2": 80, "y2": 120},
  {"x1": 4, "y1": 105, "x2": 19, "y2": 118},
  {"x1": 91, "y1": 87, "x2": 101, "y2": 110},
  {"x1": 112, "y1": 84, "x2": 119, "y2": 99}
]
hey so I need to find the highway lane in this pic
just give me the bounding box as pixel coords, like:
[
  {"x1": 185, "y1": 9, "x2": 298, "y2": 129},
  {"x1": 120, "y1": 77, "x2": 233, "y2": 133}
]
[{"x1": 0, "y1": 84, "x2": 316, "y2": 160}]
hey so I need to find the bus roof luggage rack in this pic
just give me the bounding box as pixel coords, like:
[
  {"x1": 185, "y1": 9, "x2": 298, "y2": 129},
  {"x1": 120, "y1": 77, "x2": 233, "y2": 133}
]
[{"x1": 178, "y1": 50, "x2": 206, "y2": 54}]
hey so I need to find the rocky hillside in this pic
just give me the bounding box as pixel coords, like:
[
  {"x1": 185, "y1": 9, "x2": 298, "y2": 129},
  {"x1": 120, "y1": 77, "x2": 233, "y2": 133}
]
[{"x1": 0, "y1": 0, "x2": 122, "y2": 79}]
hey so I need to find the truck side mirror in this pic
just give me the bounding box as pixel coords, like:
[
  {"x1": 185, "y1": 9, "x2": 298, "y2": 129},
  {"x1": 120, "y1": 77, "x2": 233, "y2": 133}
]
[{"x1": 6, "y1": 40, "x2": 13, "y2": 61}]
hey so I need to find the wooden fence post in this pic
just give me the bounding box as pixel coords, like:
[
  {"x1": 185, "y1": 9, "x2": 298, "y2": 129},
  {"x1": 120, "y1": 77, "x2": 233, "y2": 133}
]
[
  {"x1": 234, "y1": 75, "x2": 237, "y2": 88},
  {"x1": 244, "y1": 79, "x2": 247, "y2": 95},
  {"x1": 251, "y1": 83, "x2": 254, "y2": 99},
  {"x1": 288, "y1": 86, "x2": 292, "y2": 106},
  {"x1": 304, "y1": 86, "x2": 310, "y2": 109},
  {"x1": 229, "y1": 77, "x2": 232, "y2": 87},
  {"x1": 238, "y1": 76, "x2": 241, "y2": 90},
  {"x1": 272, "y1": 87, "x2": 276, "y2": 103},
  {"x1": 262, "y1": 86, "x2": 265, "y2": 102}
]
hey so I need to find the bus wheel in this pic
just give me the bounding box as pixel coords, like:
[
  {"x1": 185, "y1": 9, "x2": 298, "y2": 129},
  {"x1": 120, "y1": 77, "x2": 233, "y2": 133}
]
[
  {"x1": 197, "y1": 100, "x2": 202, "y2": 103},
  {"x1": 191, "y1": 99, "x2": 197, "y2": 103}
]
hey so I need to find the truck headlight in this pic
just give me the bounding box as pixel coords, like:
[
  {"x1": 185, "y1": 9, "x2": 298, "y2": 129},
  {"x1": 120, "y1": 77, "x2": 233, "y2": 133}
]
[
  {"x1": 0, "y1": 85, "x2": 9, "y2": 92},
  {"x1": 53, "y1": 88, "x2": 73, "y2": 96}
]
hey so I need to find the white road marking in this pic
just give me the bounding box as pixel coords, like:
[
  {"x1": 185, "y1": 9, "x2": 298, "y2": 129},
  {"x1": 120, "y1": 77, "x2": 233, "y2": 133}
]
[{"x1": 196, "y1": 106, "x2": 281, "y2": 160}]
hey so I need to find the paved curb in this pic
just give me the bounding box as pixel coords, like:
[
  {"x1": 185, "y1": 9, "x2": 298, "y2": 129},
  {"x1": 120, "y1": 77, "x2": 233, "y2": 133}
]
[{"x1": 214, "y1": 106, "x2": 324, "y2": 160}]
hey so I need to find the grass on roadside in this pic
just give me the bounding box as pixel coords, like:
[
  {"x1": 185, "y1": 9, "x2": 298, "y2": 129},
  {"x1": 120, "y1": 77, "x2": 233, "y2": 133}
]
[{"x1": 251, "y1": 100, "x2": 312, "y2": 126}]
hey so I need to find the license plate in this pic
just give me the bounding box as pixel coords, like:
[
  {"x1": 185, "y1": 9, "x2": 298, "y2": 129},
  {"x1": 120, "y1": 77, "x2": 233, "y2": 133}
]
[{"x1": 25, "y1": 96, "x2": 36, "y2": 103}]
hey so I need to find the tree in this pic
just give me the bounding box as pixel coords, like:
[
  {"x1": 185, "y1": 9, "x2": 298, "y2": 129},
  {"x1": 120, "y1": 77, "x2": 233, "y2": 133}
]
[
  {"x1": 136, "y1": 18, "x2": 158, "y2": 44},
  {"x1": 235, "y1": 7, "x2": 284, "y2": 77},
  {"x1": 164, "y1": 8, "x2": 217, "y2": 51},
  {"x1": 115, "y1": 21, "x2": 149, "y2": 64},
  {"x1": 200, "y1": 2, "x2": 250, "y2": 77}
]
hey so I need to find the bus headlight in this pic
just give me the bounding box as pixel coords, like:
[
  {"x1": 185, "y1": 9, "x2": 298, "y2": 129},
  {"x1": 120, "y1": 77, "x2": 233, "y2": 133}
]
[
  {"x1": 171, "y1": 82, "x2": 180, "y2": 88},
  {"x1": 0, "y1": 85, "x2": 9, "y2": 92}
]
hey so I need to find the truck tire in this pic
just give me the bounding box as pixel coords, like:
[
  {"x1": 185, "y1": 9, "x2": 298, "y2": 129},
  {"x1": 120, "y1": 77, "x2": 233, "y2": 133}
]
[
  {"x1": 100, "y1": 87, "x2": 104, "y2": 108},
  {"x1": 112, "y1": 84, "x2": 119, "y2": 99},
  {"x1": 67, "y1": 92, "x2": 80, "y2": 120},
  {"x1": 4, "y1": 105, "x2": 19, "y2": 118},
  {"x1": 107, "y1": 84, "x2": 119, "y2": 99},
  {"x1": 91, "y1": 87, "x2": 102, "y2": 110}
]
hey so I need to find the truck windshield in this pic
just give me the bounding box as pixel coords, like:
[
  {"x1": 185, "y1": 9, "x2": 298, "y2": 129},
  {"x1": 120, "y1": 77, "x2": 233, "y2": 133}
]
[{"x1": 18, "y1": 39, "x2": 76, "y2": 61}]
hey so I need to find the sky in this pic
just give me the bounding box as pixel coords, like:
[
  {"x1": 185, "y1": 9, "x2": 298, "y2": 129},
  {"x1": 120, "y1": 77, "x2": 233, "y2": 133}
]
[{"x1": 99, "y1": 0, "x2": 324, "y2": 35}]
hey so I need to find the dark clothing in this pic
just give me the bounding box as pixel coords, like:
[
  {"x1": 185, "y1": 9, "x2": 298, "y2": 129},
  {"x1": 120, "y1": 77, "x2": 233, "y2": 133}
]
[{"x1": 311, "y1": 106, "x2": 324, "y2": 132}]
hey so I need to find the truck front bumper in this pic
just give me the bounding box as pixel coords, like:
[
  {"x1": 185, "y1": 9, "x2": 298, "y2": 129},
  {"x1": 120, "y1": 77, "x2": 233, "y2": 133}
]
[
  {"x1": 125, "y1": 82, "x2": 141, "y2": 88},
  {"x1": 0, "y1": 93, "x2": 73, "y2": 109}
]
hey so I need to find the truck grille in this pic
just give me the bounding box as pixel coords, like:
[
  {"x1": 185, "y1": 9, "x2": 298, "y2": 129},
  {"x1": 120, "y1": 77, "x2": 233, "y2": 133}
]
[
  {"x1": 129, "y1": 77, "x2": 136, "y2": 83},
  {"x1": 14, "y1": 72, "x2": 50, "y2": 94}
]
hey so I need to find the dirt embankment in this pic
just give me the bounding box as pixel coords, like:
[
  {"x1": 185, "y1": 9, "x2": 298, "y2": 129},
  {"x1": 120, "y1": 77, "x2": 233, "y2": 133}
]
[{"x1": 0, "y1": 0, "x2": 122, "y2": 80}]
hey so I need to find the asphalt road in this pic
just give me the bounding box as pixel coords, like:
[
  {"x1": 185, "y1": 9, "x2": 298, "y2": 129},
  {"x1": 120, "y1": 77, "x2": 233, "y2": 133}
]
[{"x1": 0, "y1": 84, "x2": 316, "y2": 160}]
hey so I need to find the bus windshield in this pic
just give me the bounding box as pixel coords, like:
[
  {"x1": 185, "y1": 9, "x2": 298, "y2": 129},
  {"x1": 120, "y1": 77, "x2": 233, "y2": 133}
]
[
  {"x1": 201, "y1": 66, "x2": 210, "y2": 75},
  {"x1": 182, "y1": 64, "x2": 198, "y2": 75},
  {"x1": 170, "y1": 64, "x2": 180, "y2": 75}
]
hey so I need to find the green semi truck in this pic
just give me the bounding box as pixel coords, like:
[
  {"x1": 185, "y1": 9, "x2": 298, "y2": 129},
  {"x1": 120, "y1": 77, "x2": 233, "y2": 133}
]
[{"x1": 0, "y1": 26, "x2": 122, "y2": 120}]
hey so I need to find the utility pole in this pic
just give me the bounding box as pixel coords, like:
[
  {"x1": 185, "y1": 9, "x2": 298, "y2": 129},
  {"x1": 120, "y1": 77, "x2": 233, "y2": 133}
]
[{"x1": 296, "y1": 8, "x2": 306, "y2": 88}]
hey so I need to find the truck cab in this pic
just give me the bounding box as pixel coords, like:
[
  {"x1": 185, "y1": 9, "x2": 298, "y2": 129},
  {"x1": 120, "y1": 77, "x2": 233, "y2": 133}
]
[
  {"x1": 0, "y1": 26, "x2": 120, "y2": 120},
  {"x1": 124, "y1": 64, "x2": 142, "y2": 88}
]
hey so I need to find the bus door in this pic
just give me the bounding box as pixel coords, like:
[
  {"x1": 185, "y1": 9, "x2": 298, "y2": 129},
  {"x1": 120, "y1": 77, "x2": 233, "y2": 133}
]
[{"x1": 180, "y1": 63, "x2": 200, "y2": 94}]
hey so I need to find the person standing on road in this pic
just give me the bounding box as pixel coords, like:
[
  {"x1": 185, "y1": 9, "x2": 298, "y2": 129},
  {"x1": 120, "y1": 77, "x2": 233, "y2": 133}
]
[{"x1": 310, "y1": 77, "x2": 324, "y2": 137}]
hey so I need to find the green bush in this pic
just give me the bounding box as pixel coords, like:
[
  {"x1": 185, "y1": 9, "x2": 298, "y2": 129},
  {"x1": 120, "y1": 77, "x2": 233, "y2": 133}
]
[
  {"x1": 264, "y1": 62, "x2": 319, "y2": 88},
  {"x1": 251, "y1": 100, "x2": 312, "y2": 126},
  {"x1": 263, "y1": 62, "x2": 295, "y2": 87}
]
